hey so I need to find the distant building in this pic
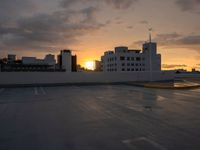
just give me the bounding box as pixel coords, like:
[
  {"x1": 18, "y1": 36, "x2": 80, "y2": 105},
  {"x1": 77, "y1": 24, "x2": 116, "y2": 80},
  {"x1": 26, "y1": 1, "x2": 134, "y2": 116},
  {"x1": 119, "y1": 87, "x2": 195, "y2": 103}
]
[
  {"x1": 94, "y1": 60, "x2": 102, "y2": 72},
  {"x1": 77, "y1": 64, "x2": 86, "y2": 72},
  {"x1": 22, "y1": 57, "x2": 37, "y2": 65},
  {"x1": 175, "y1": 69, "x2": 187, "y2": 74},
  {"x1": 192, "y1": 68, "x2": 199, "y2": 73},
  {"x1": 44, "y1": 54, "x2": 56, "y2": 66},
  {"x1": 1, "y1": 54, "x2": 57, "y2": 72},
  {"x1": 101, "y1": 41, "x2": 161, "y2": 72},
  {"x1": 22, "y1": 54, "x2": 56, "y2": 66},
  {"x1": 7, "y1": 54, "x2": 16, "y2": 63},
  {"x1": 57, "y1": 50, "x2": 77, "y2": 72},
  {"x1": 71, "y1": 55, "x2": 77, "y2": 72}
]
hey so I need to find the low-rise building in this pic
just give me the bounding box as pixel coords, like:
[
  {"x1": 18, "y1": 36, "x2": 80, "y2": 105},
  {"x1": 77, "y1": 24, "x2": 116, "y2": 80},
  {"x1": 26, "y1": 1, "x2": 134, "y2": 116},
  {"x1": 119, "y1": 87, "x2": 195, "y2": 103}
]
[{"x1": 101, "y1": 41, "x2": 161, "y2": 72}]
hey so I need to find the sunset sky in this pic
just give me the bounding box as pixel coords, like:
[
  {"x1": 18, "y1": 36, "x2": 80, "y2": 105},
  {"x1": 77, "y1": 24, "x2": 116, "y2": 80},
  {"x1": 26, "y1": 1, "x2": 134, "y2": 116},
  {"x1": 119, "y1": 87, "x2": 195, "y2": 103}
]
[{"x1": 0, "y1": 0, "x2": 199, "y2": 70}]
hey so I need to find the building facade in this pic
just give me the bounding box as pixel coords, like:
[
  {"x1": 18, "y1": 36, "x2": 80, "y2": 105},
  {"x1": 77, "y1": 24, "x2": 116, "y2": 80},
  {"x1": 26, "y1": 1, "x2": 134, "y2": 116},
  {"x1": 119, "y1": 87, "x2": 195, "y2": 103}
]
[
  {"x1": 101, "y1": 42, "x2": 161, "y2": 72},
  {"x1": 57, "y1": 50, "x2": 77, "y2": 72}
]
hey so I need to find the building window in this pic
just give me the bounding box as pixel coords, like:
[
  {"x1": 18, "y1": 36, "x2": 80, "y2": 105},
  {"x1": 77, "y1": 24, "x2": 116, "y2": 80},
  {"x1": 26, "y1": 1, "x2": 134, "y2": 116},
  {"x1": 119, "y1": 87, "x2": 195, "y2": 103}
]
[
  {"x1": 122, "y1": 68, "x2": 125, "y2": 71},
  {"x1": 131, "y1": 68, "x2": 134, "y2": 71},
  {"x1": 136, "y1": 68, "x2": 138, "y2": 71},
  {"x1": 122, "y1": 63, "x2": 125, "y2": 66},
  {"x1": 120, "y1": 56, "x2": 125, "y2": 60},
  {"x1": 136, "y1": 63, "x2": 138, "y2": 66},
  {"x1": 131, "y1": 63, "x2": 134, "y2": 66},
  {"x1": 127, "y1": 63, "x2": 130, "y2": 66},
  {"x1": 136, "y1": 57, "x2": 141, "y2": 61},
  {"x1": 131, "y1": 57, "x2": 134, "y2": 61},
  {"x1": 127, "y1": 57, "x2": 130, "y2": 61},
  {"x1": 127, "y1": 68, "x2": 130, "y2": 71}
]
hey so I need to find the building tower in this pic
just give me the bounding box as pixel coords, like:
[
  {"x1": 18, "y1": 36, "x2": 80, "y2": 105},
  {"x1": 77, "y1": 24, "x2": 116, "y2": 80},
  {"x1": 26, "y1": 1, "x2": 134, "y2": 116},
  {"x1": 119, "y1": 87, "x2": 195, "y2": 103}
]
[
  {"x1": 61, "y1": 50, "x2": 72, "y2": 72},
  {"x1": 57, "y1": 50, "x2": 77, "y2": 72}
]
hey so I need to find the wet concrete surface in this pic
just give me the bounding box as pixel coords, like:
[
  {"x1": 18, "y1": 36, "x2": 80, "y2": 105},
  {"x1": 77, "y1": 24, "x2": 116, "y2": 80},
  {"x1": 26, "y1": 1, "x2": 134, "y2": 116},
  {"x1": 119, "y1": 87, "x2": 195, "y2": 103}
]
[{"x1": 0, "y1": 85, "x2": 200, "y2": 150}]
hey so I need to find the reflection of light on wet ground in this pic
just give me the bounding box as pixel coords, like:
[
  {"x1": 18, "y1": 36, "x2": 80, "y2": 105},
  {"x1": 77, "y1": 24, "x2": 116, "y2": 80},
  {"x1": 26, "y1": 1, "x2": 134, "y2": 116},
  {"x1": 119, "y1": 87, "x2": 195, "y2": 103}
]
[
  {"x1": 0, "y1": 85, "x2": 200, "y2": 150},
  {"x1": 174, "y1": 80, "x2": 200, "y2": 87}
]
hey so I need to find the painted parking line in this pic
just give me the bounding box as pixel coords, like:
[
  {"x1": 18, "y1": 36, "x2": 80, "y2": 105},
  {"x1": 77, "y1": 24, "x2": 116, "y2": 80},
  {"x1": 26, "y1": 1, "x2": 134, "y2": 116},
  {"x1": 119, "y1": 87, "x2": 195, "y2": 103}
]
[
  {"x1": 40, "y1": 87, "x2": 46, "y2": 95},
  {"x1": 122, "y1": 137, "x2": 167, "y2": 150},
  {"x1": 34, "y1": 87, "x2": 38, "y2": 95}
]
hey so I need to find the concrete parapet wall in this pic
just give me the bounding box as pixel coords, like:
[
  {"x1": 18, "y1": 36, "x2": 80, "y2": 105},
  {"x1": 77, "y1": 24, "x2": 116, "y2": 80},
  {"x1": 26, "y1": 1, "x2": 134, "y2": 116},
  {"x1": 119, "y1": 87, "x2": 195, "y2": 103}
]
[
  {"x1": 175, "y1": 73, "x2": 200, "y2": 78},
  {"x1": 0, "y1": 71, "x2": 174, "y2": 86}
]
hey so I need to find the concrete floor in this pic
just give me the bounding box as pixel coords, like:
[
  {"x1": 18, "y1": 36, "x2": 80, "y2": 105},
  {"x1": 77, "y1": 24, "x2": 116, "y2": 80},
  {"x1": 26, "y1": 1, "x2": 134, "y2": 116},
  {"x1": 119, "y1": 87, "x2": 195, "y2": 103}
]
[{"x1": 0, "y1": 85, "x2": 200, "y2": 150}]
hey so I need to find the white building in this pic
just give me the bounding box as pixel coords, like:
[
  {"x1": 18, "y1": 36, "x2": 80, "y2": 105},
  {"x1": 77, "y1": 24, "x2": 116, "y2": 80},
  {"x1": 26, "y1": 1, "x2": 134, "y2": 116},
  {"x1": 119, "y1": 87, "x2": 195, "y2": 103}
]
[
  {"x1": 22, "y1": 54, "x2": 56, "y2": 66},
  {"x1": 22, "y1": 57, "x2": 37, "y2": 65},
  {"x1": 101, "y1": 41, "x2": 161, "y2": 72},
  {"x1": 57, "y1": 50, "x2": 77, "y2": 72}
]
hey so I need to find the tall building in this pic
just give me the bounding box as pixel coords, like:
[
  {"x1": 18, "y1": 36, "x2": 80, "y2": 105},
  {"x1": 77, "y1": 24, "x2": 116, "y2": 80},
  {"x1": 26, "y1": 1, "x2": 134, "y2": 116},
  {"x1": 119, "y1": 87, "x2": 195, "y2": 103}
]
[
  {"x1": 71, "y1": 55, "x2": 77, "y2": 72},
  {"x1": 101, "y1": 42, "x2": 161, "y2": 72},
  {"x1": 94, "y1": 60, "x2": 102, "y2": 72},
  {"x1": 57, "y1": 50, "x2": 77, "y2": 72}
]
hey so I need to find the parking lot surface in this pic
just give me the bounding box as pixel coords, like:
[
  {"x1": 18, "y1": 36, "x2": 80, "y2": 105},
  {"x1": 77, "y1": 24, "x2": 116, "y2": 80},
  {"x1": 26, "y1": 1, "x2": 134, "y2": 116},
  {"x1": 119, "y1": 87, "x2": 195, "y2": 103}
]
[{"x1": 0, "y1": 85, "x2": 200, "y2": 150}]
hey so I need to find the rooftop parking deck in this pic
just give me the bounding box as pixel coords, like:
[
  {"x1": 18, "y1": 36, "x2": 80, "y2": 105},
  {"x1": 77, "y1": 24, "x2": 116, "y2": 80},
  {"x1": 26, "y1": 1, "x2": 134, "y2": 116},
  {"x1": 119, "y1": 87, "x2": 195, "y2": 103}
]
[{"x1": 0, "y1": 85, "x2": 200, "y2": 150}]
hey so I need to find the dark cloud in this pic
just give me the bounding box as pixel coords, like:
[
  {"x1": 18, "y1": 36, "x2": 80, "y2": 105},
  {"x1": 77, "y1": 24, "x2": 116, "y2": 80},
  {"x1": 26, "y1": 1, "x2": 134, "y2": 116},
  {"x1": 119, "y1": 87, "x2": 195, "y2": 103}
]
[
  {"x1": 0, "y1": 0, "x2": 35, "y2": 19},
  {"x1": 0, "y1": 0, "x2": 139, "y2": 53},
  {"x1": 60, "y1": 0, "x2": 138, "y2": 9},
  {"x1": 127, "y1": 26, "x2": 134, "y2": 29},
  {"x1": 139, "y1": 20, "x2": 148, "y2": 25},
  {"x1": 162, "y1": 64, "x2": 187, "y2": 69},
  {"x1": 177, "y1": 35, "x2": 200, "y2": 45},
  {"x1": 104, "y1": 0, "x2": 138, "y2": 9},
  {"x1": 0, "y1": 7, "x2": 105, "y2": 51},
  {"x1": 134, "y1": 33, "x2": 200, "y2": 46},
  {"x1": 155, "y1": 33, "x2": 181, "y2": 41},
  {"x1": 176, "y1": 0, "x2": 200, "y2": 13},
  {"x1": 132, "y1": 33, "x2": 200, "y2": 55}
]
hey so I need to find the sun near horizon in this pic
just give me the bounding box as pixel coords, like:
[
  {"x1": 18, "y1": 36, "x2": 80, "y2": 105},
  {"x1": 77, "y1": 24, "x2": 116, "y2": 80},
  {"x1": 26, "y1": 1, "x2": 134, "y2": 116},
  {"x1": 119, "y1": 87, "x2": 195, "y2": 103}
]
[{"x1": 85, "y1": 61, "x2": 95, "y2": 70}]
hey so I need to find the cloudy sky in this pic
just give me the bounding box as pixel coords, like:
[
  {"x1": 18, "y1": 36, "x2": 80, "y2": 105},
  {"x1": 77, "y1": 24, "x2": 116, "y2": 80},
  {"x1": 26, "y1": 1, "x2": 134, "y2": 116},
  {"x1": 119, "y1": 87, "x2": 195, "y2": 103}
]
[{"x1": 0, "y1": 0, "x2": 200, "y2": 70}]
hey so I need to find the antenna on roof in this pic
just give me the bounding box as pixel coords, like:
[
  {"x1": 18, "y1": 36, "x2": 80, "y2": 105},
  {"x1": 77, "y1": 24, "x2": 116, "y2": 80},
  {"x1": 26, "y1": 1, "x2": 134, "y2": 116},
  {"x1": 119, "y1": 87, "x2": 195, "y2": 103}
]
[{"x1": 148, "y1": 28, "x2": 152, "y2": 43}]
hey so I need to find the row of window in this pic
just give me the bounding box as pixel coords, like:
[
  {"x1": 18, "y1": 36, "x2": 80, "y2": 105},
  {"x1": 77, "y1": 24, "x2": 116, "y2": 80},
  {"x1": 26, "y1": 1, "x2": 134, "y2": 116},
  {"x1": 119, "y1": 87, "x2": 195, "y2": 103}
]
[
  {"x1": 106, "y1": 63, "x2": 145, "y2": 67},
  {"x1": 107, "y1": 57, "x2": 145, "y2": 62},
  {"x1": 107, "y1": 68, "x2": 145, "y2": 72}
]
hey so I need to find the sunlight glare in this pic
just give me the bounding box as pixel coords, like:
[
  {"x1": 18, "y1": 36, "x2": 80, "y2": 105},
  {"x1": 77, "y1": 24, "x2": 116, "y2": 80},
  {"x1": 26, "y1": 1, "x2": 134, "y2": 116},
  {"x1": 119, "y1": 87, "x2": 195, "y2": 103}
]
[{"x1": 85, "y1": 61, "x2": 95, "y2": 70}]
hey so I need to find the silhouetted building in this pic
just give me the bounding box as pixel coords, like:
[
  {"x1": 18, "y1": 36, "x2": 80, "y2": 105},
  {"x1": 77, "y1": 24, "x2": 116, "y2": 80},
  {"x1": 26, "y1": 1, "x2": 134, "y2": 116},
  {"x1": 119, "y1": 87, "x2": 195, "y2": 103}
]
[
  {"x1": 0, "y1": 54, "x2": 58, "y2": 72},
  {"x1": 94, "y1": 60, "x2": 102, "y2": 72},
  {"x1": 7, "y1": 54, "x2": 16, "y2": 64},
  {"x1": 57, "y1": 50, "x2": 77, "y2": 72},
  {"x1": 72, "y1": 55, "x2": 77, "y2": 72}
]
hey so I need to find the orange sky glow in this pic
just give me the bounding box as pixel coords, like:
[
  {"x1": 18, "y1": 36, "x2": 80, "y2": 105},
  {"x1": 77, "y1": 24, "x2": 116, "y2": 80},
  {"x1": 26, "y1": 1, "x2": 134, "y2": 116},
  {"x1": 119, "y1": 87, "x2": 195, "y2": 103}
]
[{"x1": 0, "y1": 0, "x2": 199, "y2": 71}]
